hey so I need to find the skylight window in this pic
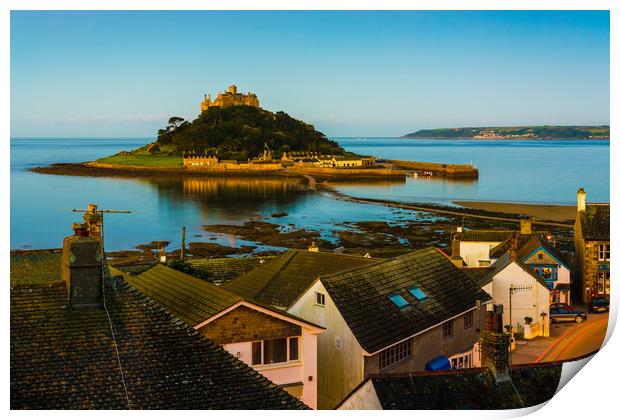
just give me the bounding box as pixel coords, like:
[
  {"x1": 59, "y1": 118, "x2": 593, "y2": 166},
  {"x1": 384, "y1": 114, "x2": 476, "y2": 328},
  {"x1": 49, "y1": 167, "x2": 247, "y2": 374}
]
[
  {"x1": 408, "y1": 287, "x2": 428, "y2": 301},
  {"x1": 389, "y1": 293, "x2": 410, "y2": 309}
]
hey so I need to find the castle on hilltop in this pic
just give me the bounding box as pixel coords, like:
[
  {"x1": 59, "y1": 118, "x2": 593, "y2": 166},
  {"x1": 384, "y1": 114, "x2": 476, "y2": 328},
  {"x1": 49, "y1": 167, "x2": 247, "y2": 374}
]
[{"x1": 200, "y1": 84, "x2": 260, "y2": 113}]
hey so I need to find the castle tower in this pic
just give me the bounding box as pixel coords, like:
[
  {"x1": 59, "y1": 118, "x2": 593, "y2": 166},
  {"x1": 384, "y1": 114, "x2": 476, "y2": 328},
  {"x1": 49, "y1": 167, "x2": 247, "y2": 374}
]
[{"x1": 228, "y1": 84, "x2": 238, "y2": 95}]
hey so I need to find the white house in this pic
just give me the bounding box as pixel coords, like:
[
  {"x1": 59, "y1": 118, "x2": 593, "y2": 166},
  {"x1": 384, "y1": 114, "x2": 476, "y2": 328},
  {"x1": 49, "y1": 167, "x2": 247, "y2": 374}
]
[
  {"x1": 286, "y1": 248, "x2": 491, "y2": 409},
  {"x1": 479, "y1": 253, "x2": 552, "y2": 338},
  {"x1": 452, "y1": 220, "x2": 534, "y2": 267}
]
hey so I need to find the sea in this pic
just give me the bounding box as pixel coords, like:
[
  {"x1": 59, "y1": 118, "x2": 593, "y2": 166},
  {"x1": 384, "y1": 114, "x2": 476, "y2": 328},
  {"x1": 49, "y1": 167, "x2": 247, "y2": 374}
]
[{"x1": 10, "y1": 137, "x2": 610, "y2": 251}]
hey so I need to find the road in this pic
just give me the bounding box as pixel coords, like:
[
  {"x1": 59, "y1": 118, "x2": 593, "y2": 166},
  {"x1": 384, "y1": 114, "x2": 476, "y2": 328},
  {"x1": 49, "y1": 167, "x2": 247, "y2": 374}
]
[{"x1": 537, "y1": 314, "x2": 609, "y2": 362}]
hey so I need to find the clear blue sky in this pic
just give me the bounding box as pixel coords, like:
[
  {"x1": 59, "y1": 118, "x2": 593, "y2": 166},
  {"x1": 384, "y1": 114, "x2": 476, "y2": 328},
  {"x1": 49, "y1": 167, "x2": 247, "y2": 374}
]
[{"x1": 10, "y1": 10, "x2": 610, "y2": 137}]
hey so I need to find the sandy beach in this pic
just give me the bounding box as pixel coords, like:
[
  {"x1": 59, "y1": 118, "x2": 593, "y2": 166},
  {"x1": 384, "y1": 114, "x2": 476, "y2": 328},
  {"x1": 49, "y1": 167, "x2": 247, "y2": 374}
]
[{"x1": 454, "y1": 201, "x2": 576, "y2": 222}]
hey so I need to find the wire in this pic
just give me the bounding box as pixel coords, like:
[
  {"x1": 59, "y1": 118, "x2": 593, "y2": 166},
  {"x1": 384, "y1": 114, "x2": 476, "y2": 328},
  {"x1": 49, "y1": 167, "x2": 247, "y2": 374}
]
[{"x1": 99, "y1": 212, "x2": 132, "y2": 409}]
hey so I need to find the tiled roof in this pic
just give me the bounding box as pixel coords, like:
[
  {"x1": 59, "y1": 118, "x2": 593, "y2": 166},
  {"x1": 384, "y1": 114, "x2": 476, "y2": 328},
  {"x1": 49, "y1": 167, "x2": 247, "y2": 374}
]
[
  {"x1": 579, "y1": 204, "x2": 610, "y2": 241},
  {"x1": 116, "y1": 264, "x2": 324, "y2": 330},
  {"x1": 488, "y1": 233, "x2": 536, "y2": 259},
  {"x1": 10, "y1": 251, "x2": 63, "y2": 286},
  {"x1": 11, "y1": 279, "x2": 307, "y2": 409},
  {"x1": 461, "y1": 267, "x2": 496, "y2": 287},
  {"x1": 188, "y1": 256, "x2": 276, "y2": 284},
  {"x1": 358, "y1": 363, "x2": 561, "y2": 409},
  {"x1": 454, "y1": 230, "x2": 514, "y2": 243},
  {"x1": 223, "y1": 250, "x2": 378, "y2": 309},
  {"x1": 321, "y1": 248, "x2": 491, "y2": 354},
  {"x1": 124, "y1": 264, "x2": 242, "y2": 326}
]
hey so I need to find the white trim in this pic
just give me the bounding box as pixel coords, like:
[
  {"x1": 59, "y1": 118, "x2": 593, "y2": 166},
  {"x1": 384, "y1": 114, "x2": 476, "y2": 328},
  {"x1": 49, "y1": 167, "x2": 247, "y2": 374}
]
[{"x1": 192, "y1": 300, "x2": 325, "y2": 333}]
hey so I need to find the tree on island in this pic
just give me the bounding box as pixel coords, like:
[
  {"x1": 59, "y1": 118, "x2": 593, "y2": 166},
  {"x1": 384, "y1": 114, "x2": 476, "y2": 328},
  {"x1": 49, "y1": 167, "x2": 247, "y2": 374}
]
[{"x1": 155, "y1": 105, "x2": 344, "y2": 160}]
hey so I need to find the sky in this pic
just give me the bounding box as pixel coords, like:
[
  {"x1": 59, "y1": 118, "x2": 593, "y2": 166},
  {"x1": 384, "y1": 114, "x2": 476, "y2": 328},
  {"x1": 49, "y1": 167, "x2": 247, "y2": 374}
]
[{"x1": 10, "y1": 10, "x2": 610, "y2": 137}]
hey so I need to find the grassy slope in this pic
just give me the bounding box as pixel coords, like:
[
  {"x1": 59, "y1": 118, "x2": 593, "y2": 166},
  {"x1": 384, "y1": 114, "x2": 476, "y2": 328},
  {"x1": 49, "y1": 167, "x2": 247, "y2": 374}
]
[{"x1": 96, "y1": 151, "x2": 182, "y2": 167}]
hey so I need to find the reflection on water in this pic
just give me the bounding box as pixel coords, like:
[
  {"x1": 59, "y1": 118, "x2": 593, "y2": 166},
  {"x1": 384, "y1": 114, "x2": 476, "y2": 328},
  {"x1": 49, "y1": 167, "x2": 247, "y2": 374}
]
[{"x1": 10, "y1": 137, "x2": 610, "y2": 250}]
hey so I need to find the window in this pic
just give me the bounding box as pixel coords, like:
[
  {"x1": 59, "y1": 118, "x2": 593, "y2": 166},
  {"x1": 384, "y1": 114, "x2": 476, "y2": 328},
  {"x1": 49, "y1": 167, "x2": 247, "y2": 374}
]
[
  {"x1": 597, "y1": 271, "x2": 610, "y2": 295},
  {"x1": 443, "y1": 320, "x2": 453, "y2": 339},
  {"x1": 464, "y1": 311, "x2": 473, "y2": 329},
  {"x1": 251, "y1": 337, "x2": 301, "y2": 365},
  {"x1": 252, "y1": 341, "x2": 262, "y2": 365},
  {"x1": 315, "y1": 291, "x2": 326, "y2": 306},
  {"x1": 379, "y1": 340, "x2": 412, "y2": 370},
  {"x1": 289, "y1": 337, "x2": 299, "y2": 361},
  {"x1": 389, "y1": 293, "x2": 410, "y2": 309},
  {"x1": 408, "y1": 287, "x2": 428, "y2": 301},
  {"x1": 598, "y1": 244, "x2": 610, "y2": 261}
]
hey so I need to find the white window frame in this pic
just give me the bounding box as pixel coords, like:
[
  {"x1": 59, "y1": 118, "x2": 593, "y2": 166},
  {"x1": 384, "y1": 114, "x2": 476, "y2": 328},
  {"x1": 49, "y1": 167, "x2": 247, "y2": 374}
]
[
  {"x1": 251, "y1": 336, "x2": 301, "y2": 366},
  {"x1": 598, "y1": 244, "x2": 610, "y2": 261},
  {"x1": 315, "y1": 291, "x2": 326, "y2": 306},
  {"x1": 379, "y1": 339, "x2": 412, "y2": 370}
]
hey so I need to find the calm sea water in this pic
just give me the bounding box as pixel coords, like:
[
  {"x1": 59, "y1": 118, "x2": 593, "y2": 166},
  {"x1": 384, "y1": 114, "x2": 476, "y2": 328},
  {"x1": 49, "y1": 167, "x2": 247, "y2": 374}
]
[{"x1": 10, "y1": 137, "x2": 609, "y2": 250}]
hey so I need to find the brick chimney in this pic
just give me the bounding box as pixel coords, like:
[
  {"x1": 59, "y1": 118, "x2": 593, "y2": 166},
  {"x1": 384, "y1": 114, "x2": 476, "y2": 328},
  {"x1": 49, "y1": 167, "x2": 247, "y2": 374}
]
[
  {"x1": 480, "y1": 305, "x2": 511, "y2": 383},
  {"x1": 577, "y1": 188, "x2": 586, "y2": 212},
  {"x1": 62, "y1": 221, "x2": 104, "y2": 307},
  {"x1": 83, "y1": 203, "x2": 102, "y2": 239}
]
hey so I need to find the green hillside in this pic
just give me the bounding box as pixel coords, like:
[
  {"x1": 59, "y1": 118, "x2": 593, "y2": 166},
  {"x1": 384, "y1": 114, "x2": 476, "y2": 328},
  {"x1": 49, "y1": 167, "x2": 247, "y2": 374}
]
[{"x1": 155, "y1": 106, "x2": 344, "y2": 161}]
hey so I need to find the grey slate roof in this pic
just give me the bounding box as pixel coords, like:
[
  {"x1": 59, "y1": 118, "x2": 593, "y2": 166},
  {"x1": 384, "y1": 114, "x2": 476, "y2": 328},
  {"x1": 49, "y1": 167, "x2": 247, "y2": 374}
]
[
  {"x1": 223, "y1": 250, "x2": 378, "y2": 308},
  {"x1": 321, "y1": 247, "x2": 491, "y2": 354},
  {"x1": 355, "y1": 363, "x2": 561, "y2": 409},
  {"x1": 10, "y1": 278, "x2": 307, "y2": 409},
  {"x1": 579, "y1": 204, "x2": 610, "y2": 241},
  {"x1": 461, "y1": 267, "x2": 496, "y2": 287},
  {"x1": 117, "y1": 264, "x2": 323, "y2": 329}
]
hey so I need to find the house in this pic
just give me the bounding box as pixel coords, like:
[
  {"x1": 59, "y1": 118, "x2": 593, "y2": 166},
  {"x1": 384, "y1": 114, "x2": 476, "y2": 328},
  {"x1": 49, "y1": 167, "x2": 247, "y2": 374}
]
[
  {"x1": 573, "y1": 188, "x2": 610, "y2": 303},
  {"x1": 117, "y1": 264, "x2": 325, "y2": 408},
  {"x1": 515, "y1": 234, "x2": 572, "y2": 304},
  {"x1": 478, "y1": 252, "x2": 552, "y2": 338},
  {"x1": 451, "y1": 220, "x2": 535, "y2": 267},
  {"x1": 222, "y1": 249, "x2": 379, "y2": 310},
  {"x1": 337, "y1": 308, "x2": 562, "y2": 410},
  {"x1": 285, "y1": 247, "x2": 491, "y2": 409},
  {"x1": 336, "y1": 364, "x2": 562, "y2": 410},
  {"x1": 10, "y1": 240, "x2": 306, "y2": 409}
]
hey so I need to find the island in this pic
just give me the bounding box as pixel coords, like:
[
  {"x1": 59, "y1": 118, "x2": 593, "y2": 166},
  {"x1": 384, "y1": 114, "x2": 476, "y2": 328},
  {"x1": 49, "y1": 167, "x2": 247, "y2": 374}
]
[
  {"x1": 32, "y1": 84, "x2": 479, "y2": 180},
  {"x1": 403, "y1": 125, "x2": 610, "y2": 140}
]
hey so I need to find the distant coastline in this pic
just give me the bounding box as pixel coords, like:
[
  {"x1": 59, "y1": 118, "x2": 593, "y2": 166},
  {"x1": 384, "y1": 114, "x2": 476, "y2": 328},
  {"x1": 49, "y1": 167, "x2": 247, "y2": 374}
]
[{"x1": 402, "y1": 125, "x2": 610, "y2": 140}]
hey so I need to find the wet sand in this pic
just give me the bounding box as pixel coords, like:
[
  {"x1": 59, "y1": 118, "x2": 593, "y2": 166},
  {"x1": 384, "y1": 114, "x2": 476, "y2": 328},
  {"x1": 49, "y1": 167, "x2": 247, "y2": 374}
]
[{"x1": 454, "y1": 201, "x2": 576, "y2": 222}]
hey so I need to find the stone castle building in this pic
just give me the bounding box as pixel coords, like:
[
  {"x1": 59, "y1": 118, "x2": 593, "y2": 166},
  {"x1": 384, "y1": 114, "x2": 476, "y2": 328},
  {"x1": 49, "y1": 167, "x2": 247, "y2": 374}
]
[{"x1": 200, "y1": 84, "x2": 260, "y2": 113}]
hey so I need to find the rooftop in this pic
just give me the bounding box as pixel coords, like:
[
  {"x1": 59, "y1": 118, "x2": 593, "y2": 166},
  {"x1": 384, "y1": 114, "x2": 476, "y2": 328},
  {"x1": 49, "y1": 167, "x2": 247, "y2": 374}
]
[
  {"x1": 579, "y1": 203, "x2": 610, "y2": 241},
  {"x1": 321, "y1": 247, "x2": 491, "y2": 354},
  {"x1": 341, "y1": 363, "x2": 562, "y2": 409},
  {"x1": 10, "y1": 277, "x2": 307, "y2": 409},
  {"x1": 223, "y1": 250, "x2": 378, "y2": 309}
]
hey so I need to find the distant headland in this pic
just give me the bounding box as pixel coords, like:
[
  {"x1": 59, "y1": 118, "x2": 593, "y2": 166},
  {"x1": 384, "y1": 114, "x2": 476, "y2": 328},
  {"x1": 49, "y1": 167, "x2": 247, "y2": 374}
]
[{"x1": 402, "y1": 125, "x2": 610, "y2": 140}]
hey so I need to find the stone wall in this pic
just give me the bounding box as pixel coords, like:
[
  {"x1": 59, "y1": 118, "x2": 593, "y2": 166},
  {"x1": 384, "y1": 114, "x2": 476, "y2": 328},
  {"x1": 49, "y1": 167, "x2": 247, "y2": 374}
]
[{"x1": 199, "y1": 305, "x2": 301, "y2": 345}]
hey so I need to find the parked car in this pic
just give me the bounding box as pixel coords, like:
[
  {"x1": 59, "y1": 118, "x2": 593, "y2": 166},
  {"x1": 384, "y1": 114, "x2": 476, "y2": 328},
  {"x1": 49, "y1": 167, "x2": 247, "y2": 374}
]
[
  {"x1": 550, "y1": 307, "x2": 587, "y2": 323},
  {"x1": 550, "y1": 303, "x2": 574, "y2": 312},
  {"x1": 589, "y1": 297, "x2": 610, "y2": 313}
]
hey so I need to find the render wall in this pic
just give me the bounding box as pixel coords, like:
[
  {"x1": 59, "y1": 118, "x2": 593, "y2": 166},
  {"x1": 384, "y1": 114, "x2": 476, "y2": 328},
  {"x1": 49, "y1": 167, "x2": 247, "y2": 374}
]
[
  {"x1": 363, "y1": 310, "x2": 480, "y2": 375},
  {"x1": 288, "y1": 280, "x2": 366, "y2": 410},
  {"x1": 459, "y1": 241, "x2": 503, "y2": 267},
  {"x1": 490, "y1": 262, "x2": 550, "y2": 336}
]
